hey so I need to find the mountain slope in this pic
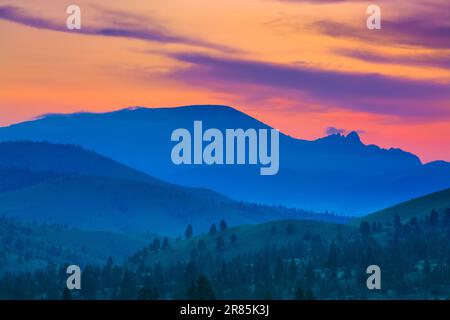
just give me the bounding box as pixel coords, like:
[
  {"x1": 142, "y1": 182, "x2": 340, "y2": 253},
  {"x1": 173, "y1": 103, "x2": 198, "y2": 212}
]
[
  {"x1": 0, "y1": 141, "x2": 228, "y2": 203},
  {"x1": 0, "y1": 105, "x2": 448, "y2": 215},
  {"x1": 0, "y1": 173, "x2": 348, "y2": 235},
  {"x1": 0, "y1": 141, "x2": 164, "y2": 186},
  {"x1": 351, "y1": 188, "x2": 450, "y2": 225},
  {"x1": 0, "y1": 141, "x2": 344, "y2": 235},
  {"x1": 0, "y1": 174, "x2": 255, "y2": 234}
]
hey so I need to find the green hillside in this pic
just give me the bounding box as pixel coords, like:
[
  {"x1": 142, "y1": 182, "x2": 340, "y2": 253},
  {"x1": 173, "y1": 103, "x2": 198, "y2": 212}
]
[
  {"x1": 0, "y1": 217, "x2": 155, "y2": 275},
  {"x1": 351, "y1": 188, "x2": 450, "y2": 225},
  {"x1": 136, "y1": 219, "x2": 355, "y2": 267}
]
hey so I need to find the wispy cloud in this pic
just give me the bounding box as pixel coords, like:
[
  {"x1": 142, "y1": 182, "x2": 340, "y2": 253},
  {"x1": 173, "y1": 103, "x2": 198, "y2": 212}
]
[
  {"x1": 0, "y1": 5, "x2": 232, "y2": 52},
  {"x1": 167, "y1": 52, "x2": 450, "y2": 119},
  {"x1": 326, "y1": 127, "x2": 346, "y2": 135},
  {"x1": 334, "y1": 48, "x2": 450, "y2": 69},
  {"x1": 276, "y1": 0, "x2": 369, "y2": 3},
  {"x1": 314, "y1": 14, "x2": 450, "y2": 49}
]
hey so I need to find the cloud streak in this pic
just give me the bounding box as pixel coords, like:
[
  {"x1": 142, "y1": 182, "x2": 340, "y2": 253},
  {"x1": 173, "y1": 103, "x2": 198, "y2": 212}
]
[
  {"x1": 314, "y1": 14, "x2": 450, "y2": 49},
  {"x1": 326, "y1": 127, "x2": 347, "y2": 135},
  {"x1": 334, "y1": 49, "x2": 450, "y2": 69},
  {"x1": 276, "y1": 0, "x2": 369, "y2": 3},
  {"x1": 167, "y1": 52, "x2": 450, "y2": 119},
  {"x1": 0, "y1": 5, "x2": 231, "y2": 52}
]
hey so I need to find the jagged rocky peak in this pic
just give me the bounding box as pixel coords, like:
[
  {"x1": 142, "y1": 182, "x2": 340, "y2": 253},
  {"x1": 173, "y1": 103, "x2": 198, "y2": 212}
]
[{"x1": 346, "y1": 131, "x2": 362, "y2": 144}]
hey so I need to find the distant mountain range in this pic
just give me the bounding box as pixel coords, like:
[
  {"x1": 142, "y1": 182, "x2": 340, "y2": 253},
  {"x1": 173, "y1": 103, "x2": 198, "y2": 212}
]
[
  {"x1": 0, "y1": 141, "x2": 346, "y2": 235},
  {"x1": 0, "y1": 105, "x2": 449, "y2": 215}
]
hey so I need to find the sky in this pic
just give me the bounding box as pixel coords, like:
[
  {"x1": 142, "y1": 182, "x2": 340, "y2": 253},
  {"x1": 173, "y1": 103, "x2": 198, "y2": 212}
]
[{"x1": 0, "y1": 0, "x2": 449, "y2": 163}]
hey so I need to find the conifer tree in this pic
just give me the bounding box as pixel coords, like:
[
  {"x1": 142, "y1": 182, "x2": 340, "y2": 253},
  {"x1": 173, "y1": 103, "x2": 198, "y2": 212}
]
[{"x1": 185, "y1": 224, "x2": 193, "y2": 239}]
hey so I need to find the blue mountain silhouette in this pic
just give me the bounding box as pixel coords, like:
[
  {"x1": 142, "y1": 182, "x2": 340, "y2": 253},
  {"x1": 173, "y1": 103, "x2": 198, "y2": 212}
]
[
  {"x1": 0, "y1": 105, "x2": 448, "y2": 215},
  {"x1": 0, "y1": 141, "x2": 346, "y2": 235}
]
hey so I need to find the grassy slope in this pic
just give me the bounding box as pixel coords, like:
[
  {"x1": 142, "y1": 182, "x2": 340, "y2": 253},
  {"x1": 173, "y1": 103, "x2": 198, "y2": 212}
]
[
  {"x1": 141, "y1": 187, "x2": 450, "y2": 268},
  {"x1": 350, "y1": 188, "x2": 450, "y2": 225},
  {"x1": 142, "y1": 220, "x2": 355, "y2": 267}
]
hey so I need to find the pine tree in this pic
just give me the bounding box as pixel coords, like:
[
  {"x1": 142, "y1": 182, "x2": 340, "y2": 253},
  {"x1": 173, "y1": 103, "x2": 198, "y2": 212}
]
[
  {"x1": 185, "y1": 224, "x2": 193, "y2": 239},
  {"x1": 196, "y1": 275, "x2": 216, "y2": 300},
  {"x1": 294, "y1": 284, "x2": 305, "y2": 300},
  {"x1": 305, "y1": 288, "x2": 316, "y2": 300},
  {"x1": 371, "y1": 221, "x2": 378, "y2": 233},
  {"x1": 186, "y1": 275, "x2": 215, "y2": 300},
  {"x1": 429, "y1": 209, "x2": 439, "y2": 226},
  {"x1": 289, "y1": 259, "x2": 297, "y2": 279},
  {"x1": 359, "y1": 221, "x2": 371, "y2": 236},
  {"x1": 286, "y1": 223, "x2": 294, "y2": 235},
  {"x1": 394, "y1": 214, "x2": 402, "y2": 228},
  {"x1": 118, "y1": 270, "x2": 136, "y2": 299},
  {"x1": 162, "y1": 237, "x2": 169, "y2": 249},
  {"x1": 186, "y1": 282, "x2": 197, "y2": 300},
  {"x1": 219, "y1": 220, "x2": 228, "y2": 232},
  {"x1": 62, "y1": 287, "x2": 72, "y2": 300},
  {"x1": 377, "y1": 222, "x2": 383, "y2": 232},
  {"x1": 152, "y1": 238, "x2": 161, "y2": 251},
  {"x1": 216, "y1": 236, "x2": 225, "y2": 251},
  {"x1": 304, "y1": 260, "x2": 315, "y2": 286},
  {"x1": 138, "y1": 287, "x2": 159, "y2": 300},
  {"x1": 326, "y1": 242, "x2": 338, "y2": 271},
  {"x1": 209, "y1": 224, "x2": 217, "y2": 236},
  {"x1": 81, "y1": 266, "x2": 97, "y2": 300},
  {"x1": 444, "y1": 208, "x2": 450, "y2": 225}
]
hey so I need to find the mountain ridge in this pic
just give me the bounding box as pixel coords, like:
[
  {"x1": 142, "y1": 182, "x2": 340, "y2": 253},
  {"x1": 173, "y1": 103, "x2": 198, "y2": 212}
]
[
  {"x1": 0, "y1": 105, "x2": 448, "y2": 215},
  {"x1": 5, "y1": 105, "x2": 427, "y2": 163}
]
